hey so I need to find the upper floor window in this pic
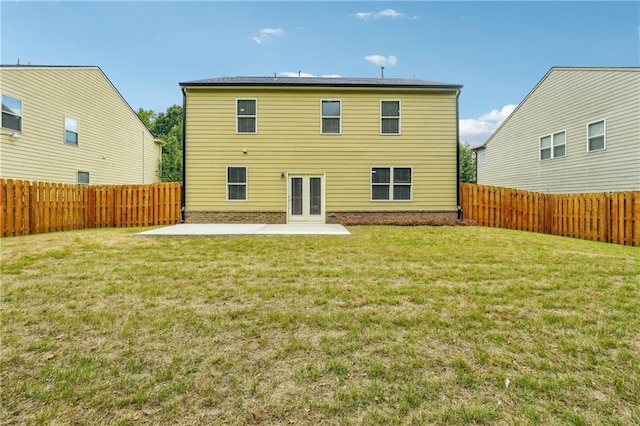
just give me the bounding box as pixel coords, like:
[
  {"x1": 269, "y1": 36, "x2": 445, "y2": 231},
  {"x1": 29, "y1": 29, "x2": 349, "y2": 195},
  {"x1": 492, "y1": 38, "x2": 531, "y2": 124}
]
[
  {"x1": 587, "y1": 119, "x2": 606, "y2": 152},
  {"x1": 2, "y1": 94, "x2": 22, "y2": 132},
  {"x1": 237, "y1": 99, "x2": 256, "y2": 133},
  {"x1": 371, "y1": 167, "x2": 412, "y2": 201},
  {"x1": 65, "y1": 116, "x2": 79, "y2": 145},
  {"x1": 540, "y1": 131, "x2": 566, "y2": 160},
  {"x1": 227, "y1": 166, "x2": 247, "y2": 201},
  {"x1": 321, "y1": 100, "x2": 341, "y2": 134},
  {"x1": 381, "y1": 100, "x2": 400, "y2": 134}
]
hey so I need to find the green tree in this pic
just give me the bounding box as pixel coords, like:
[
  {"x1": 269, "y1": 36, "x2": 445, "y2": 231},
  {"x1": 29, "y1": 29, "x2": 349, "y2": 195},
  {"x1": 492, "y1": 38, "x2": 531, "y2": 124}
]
[
  {"x1": 459, "y1": 142, "x2": 476, "y2": 183},
  {"x1": 137, "y1": 105, "x2": 183, "y2": 182}
]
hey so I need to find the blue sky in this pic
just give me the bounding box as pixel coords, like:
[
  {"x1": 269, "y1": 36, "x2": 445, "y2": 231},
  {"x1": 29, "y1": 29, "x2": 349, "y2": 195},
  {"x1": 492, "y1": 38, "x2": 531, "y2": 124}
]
[{"x1": 2, "y1": 1, "x2": 638, "y2": 145}]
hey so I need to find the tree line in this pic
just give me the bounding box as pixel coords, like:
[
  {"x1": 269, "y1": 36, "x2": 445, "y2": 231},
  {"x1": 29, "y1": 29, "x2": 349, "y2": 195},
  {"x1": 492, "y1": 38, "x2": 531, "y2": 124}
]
[{"x1": 138, "y1": 105, "x2": 476, "y2": 183}]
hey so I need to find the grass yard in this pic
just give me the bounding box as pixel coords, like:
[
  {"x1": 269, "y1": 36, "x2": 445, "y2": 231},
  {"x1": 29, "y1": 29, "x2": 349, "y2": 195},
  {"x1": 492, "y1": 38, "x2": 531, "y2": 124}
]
[{"x1": 1, "y1": 226, "x2": 639, "y2": 425}]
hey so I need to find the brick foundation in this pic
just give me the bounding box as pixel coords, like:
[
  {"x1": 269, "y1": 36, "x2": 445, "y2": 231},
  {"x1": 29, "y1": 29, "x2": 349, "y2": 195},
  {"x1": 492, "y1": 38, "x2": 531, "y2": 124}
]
[
  {"x1": 185, "y1": 211, "x2": 286, "y2": 224},
  {"x1": 327, "y1": 210, "x2": 459, "y2": 225},
  {"x1": 185, "y1": 210, "x2": 458, "y2": 225}
]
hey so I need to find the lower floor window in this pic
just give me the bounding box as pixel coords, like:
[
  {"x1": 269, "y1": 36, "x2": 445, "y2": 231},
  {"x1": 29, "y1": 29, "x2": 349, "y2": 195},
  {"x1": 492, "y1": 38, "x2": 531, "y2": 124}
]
[
  {"x1": 77, "y1": 171, "x2": 90, "y2": 185},
  {"x1": 227, "y1": 166, "x2": 247, "y2": 200},
  {"x1": 371, "y1": 167, "x2": 412, "y2": 201}
]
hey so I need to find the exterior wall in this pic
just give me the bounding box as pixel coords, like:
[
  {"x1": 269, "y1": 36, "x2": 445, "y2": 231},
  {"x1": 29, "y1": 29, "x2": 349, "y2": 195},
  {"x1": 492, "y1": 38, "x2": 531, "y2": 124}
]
[
  {"x1": 0, "y1": 66, "x2": 161, "y2": 184},
  {"x1": 476, "y1": 68, "x2": 640, "y2": 193},
  {"x1": 184, "y1": 86, "x2": 459, "y2": 221}
]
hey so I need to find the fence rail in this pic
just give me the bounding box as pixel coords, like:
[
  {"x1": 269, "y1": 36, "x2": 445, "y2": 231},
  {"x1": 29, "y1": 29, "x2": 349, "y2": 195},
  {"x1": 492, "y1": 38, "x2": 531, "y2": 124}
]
[
  {"x1": 1, "y1": 179, "x2": 182, "y2": 237},
  {"x1": 460, "y1": 183, "x2": 639, "y2": 247}
]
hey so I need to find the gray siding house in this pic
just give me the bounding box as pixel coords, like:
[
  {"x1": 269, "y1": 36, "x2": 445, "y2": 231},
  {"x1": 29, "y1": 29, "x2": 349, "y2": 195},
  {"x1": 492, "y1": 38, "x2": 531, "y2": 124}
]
[{"x1": 475, "y1": 67, "x2": 639, "y2": 193}]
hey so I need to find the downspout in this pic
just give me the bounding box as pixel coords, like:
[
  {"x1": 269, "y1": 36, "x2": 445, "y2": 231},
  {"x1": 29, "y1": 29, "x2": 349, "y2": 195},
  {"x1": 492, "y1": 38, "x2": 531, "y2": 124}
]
[
  {"x1": 181, "y1": 86, "x2": 187, "y2": 223},
  {"x1": 456, "y1": 89, "x2": 462, "y2": 220}
]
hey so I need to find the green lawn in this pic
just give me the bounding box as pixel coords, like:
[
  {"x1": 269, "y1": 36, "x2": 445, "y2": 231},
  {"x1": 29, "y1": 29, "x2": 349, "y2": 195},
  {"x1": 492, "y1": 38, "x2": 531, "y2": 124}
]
[{"x1": 1, "y1": 226, "x2": 639, "y2": 425}]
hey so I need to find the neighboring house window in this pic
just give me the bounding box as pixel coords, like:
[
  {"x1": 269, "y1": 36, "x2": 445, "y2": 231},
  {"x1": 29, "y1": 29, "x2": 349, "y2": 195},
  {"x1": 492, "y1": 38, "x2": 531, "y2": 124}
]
[
  {"x1": 478, "y1": 151, "x2": 487, "y2": 165},
  {"x1": 381, "y1": 100, "x2": 400, "y2": 134},
  {"x1": 587, "y1": 119, "x2": 606, "y2": 152},
  {"x1": 65, "y1": 116, "x2": 79, "y2": 145},
  {"x1": 539, "y1": 131, "x2": 566, "y2": 160},
  {"x1": 237, "y1": 99, "x2": 256, "y2": 133},
  {"x1": 77, "y1": 171, "x2": 90, "y2": 185},
  {"x1": 371, "y1": 167, "x2": 412, "y2": 201},
  {"x1": 227, "y1": 166, "x2": 247, "y2": 201},
  {"x1": 321, "y1": 100, "x2": 341, "y2": 134},
  {"x1": 2, "y1": 94, "x2": 22, "y2": 132}
]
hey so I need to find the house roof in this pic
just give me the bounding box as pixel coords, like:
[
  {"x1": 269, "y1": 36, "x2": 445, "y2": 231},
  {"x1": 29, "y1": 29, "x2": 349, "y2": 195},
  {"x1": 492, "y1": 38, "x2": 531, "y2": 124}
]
[
  {"x1": 180, "y1": 76, "x2": 463, "y2": 90},
  {"x1": 474, "y1": 66, "x2": 640, "y2": 151}
]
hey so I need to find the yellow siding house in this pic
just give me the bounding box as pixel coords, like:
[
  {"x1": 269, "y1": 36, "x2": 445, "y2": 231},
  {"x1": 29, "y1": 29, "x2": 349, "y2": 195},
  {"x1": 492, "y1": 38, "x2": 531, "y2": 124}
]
[
  {"x1": 1, "y1": 65, "x2": 162, "y2": 185},
  {"x1": 179, "y1": 76, "x2": 463, "y2": 224}
]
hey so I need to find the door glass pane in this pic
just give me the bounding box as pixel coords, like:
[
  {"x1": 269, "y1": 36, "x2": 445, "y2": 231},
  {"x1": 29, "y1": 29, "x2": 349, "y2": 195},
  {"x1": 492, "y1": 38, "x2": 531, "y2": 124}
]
[
  {"x1": 310, "y1": 177, "x2": 321, "y2": 215},
  {"x1": 291, "y1": 177, "x2": 303, "y2": 215}
]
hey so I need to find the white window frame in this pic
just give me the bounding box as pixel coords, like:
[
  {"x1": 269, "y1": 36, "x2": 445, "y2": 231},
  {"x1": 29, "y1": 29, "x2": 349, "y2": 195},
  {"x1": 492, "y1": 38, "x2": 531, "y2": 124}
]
[
  {"x1": 370, "y1": 166, "x2": 413, "y2": 202},
  {"x1": 64, "y1": 116, "x2": 79, "y2": 145},
  {"x1": 321, "y1": 99, "x2": 341, "y2": 134},
  {"x1": 2, "y1": 94, "x2": 23, "y2": 132},
  {"x1": 236, "y1": 99, "x2": 257, "y2": 134},
  {"x1": 380, "y1": 100, "x2": 401, "y2": 135},
  {"x1": 586, "y1": 119, "x2": 606, "y2": 152},
  {"x1": 226, "y1": 165, "x2": 248, "y2": 201},
  {"x1": 539, "y1": 130, "x2": 566, "y2": 160},
  {"x1": 77, "y1": 171, "x2": 90, "y2": 185}
]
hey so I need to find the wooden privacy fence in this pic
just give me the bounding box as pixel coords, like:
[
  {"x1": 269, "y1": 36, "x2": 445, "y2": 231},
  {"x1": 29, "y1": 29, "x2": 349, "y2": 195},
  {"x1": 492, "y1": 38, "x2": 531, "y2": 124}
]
[
  {"x1": 460, "y1": 183, "x2": 640, "y2": 247},
  {"x1": 0, "y1": 179, "x2": 182, "y2": 237}
]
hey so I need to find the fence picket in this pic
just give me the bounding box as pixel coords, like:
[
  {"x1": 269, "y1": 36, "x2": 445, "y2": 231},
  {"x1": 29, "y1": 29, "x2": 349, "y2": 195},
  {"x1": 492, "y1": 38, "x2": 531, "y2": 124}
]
[
  {"x1": 0, "y1": 179, "x2": 182, "y2": 237},
  {"x1": 460, "y1": 183, "x2": 638, "y2": 247}
]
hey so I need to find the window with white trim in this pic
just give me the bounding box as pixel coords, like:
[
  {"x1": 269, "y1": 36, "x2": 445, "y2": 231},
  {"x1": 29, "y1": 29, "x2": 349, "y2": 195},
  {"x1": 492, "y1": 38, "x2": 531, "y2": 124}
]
[
  {"x1": 540, "y1": 131, "x2": 566, "y2": 160},
  {"x1": 2, "y1": 94, "x2": 22, "y2": 132},
  {"x1": 65, "y1": 116, "x2": 79, "y2": 145},
  {"x1": 321, "y1": 100, "x2": 341, "y2": 134},
  {"x1": 371, "y1": 167, "x2": 412, "y2": 201},
  {"x1": 77, "y1": 171, "x2": 90, "y2": 185},
  {"x1": 237, "y1": 99, "x2": 256, "y2": 133},
  {"x1": 587, "y1": 119, "x2": 606, "y2": 152},
  {"x1": 478, "y1": 151, "x2": 487, "y2": 165},
  {"x1": 381, "y1": 100, "x2": 400, "y2": 134},
  {"x1": 227, "y1": 166, "x2": 247, "y2": 201}
]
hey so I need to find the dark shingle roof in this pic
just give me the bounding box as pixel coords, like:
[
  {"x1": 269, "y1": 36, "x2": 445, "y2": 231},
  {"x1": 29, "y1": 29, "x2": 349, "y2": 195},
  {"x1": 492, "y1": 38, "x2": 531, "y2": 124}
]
[{"x1": 180, "y1": 76, "x2": 462, "y2": 89}]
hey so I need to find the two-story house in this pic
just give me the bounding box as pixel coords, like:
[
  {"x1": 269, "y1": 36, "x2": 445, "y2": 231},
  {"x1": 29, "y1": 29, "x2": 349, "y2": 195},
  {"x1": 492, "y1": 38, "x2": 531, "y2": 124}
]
[
  {"x1": 1, "y1": 65, "x2": 163, "y2": 185},
  {"x1": 475, "y1": 67, "x2": 640, "y2": 193},
  {"x1": 179, "y1": 76, "x2": 463, "y2": 224}
]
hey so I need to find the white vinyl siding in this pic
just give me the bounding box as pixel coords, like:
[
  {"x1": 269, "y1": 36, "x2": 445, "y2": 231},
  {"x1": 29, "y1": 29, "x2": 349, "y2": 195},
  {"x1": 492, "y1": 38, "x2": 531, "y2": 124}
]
[
  {"x1": 0, "y1": 67, "x2": 161, "y2": 184},
  {"x1": 476, "y1": 68, "x2": 640, "y2": 193},
  {"x1": 587, "y1": 119, "x2": 606, "y2": 152}
]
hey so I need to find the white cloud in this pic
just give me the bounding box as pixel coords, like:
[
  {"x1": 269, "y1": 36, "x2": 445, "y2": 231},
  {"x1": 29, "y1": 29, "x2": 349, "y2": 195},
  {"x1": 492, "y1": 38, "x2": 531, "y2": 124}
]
[
  {"x1": 355, "y1": 8, "x2": 410, "y2": 21},
  {"x1": 365, "y1": 55, "x2": 397, "y2": 67},
  {"x1": 252, "y1": 28, "x2": 284, "y2": 44},
  {"x1": 460, "y1": 104, "x2": 518, "y2": 147}
]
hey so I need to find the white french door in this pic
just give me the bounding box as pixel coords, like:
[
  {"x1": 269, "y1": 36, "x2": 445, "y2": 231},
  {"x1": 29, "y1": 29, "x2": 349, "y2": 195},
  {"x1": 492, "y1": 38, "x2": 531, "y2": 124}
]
[{"x1": 287, "y1": 174, "x2": 325, "y2": 223}]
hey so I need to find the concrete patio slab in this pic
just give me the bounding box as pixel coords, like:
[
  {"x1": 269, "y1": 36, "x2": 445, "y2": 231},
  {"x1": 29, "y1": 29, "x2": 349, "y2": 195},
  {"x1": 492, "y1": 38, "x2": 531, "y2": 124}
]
[{"x1": 137, "y1": 223, "x2": 350, "y2": 236}]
